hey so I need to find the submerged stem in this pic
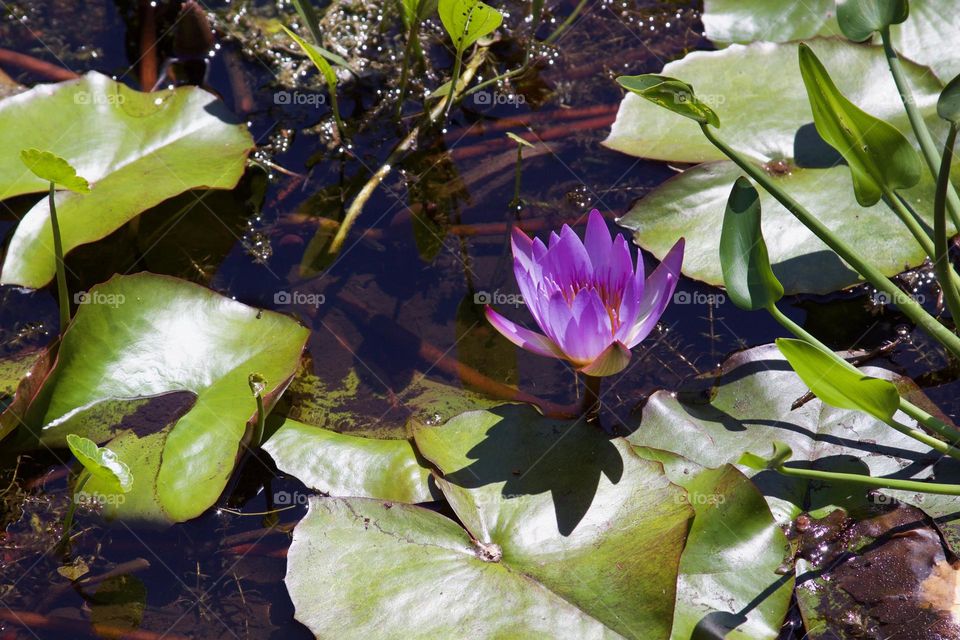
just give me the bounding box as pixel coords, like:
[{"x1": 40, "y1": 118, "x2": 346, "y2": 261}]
[
  {"x1": 700, "y1": 123, "x2": 960, "y2": 360},
  {"x1": 59, "y1": 470, "x2": 90, "y2": 551},
  {"x1": 49, "y1": 183, "x2": 70, "y2": 334}
]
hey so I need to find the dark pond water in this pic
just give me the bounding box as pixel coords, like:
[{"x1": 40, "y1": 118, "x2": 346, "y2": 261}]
[{"x1": 1, "y1": 0, "x2": 957, "y2": 638}]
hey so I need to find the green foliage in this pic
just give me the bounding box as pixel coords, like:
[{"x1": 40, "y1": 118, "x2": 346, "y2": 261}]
[
  {"x1": 616, "y1": 74, "x2": 720, "y2": 127},
  {"x1": 66, "y1": 434, "x2": 133, "y2": 494},
  {"x1": 19, "y1": 149, "x2": 90, "y2": 194},
  {"x1": 719, "y1": 177, "x2": 784, "y2": 310},
  {"x1": 438, "y1": 0, "x2": 502, "y2": 53},
  {"x1": 798, "y1": 43, "x2": 920, "y2": 206},
  {"x1": 836, "y1": 0, "x2": 909, "y2": 41},
  {"x1": 939, "y1": 73, "x2": 960, "y2": 124},
  {"x1": 776, "y1": 337, "x2": 900, "y2": 422},
  {"x1": 281, "y1": 25, "x2": 343, "y2": 132}
]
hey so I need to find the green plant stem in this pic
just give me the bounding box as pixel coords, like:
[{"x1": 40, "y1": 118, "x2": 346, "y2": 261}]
[
  {"x1": 700, "y1": 123, "x2": 960, "y2": 360},
  {"x1": 396, "y1": 19, "x2": 422, "y2": 116},
  {"x1": 544, "y1": 0, "x2": 589, "y2": 45},
  {"x1": 766, "y1": 302, "x2": 960, "y2": 445},
  {"x1": 48, "y1": 183, "x2": 70, "y2": 333},
  {"x1": 326, "y1": 50, "x2": 486, "y2": 255},
  {"x1": 60, "y1": 470, "x2": 90, "y2": 549},
  {"x1": 935, "y1": 125, "x2": 960, "y2": 325},
  {"x1": 884, "y1": 416, "x2": 960, "y2": 460},
  {"x1": 772, "y1": 462, "x2": 960, "y2": 495},
  {"x1": 441, "y1": 47, "x2": 464, "y2": 122},
  {"x1": 881, "y1": 26, "x2": 960, "y2": 231},
  {"x1": 580, "y1": 373, "x2": 602, "y2": 422},
  {"x1": 291, "y1": 0, "x2": 323, "y2": 50}
]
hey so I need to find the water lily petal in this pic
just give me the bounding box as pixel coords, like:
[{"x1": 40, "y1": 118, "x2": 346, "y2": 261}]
[
  {"x1": 542, "y1": 225, "x2": 592, "y2": 294},
  {"x1": 484, "y1": 306, "x2": 564, "y2": 359},
  {"x1": 580, "y1": 341, "x2": 632, "y2": 377},
  {"x1": 511, "y1": 227, "x2": 535, "y2": 270},
  {"x1": 513, "y1": 259, "x2": 549, "y2": 330},
  {"x1": 541, "y1": 290, "x2": 575, "y2": 351},
  {"x1": 584, "y1": 209, "x2": 612, "y2": 273},
  {"x1": 561, "y1": 289, "x2": 614, "y2": 364},
  {"x1": 615, "y1": 273, "x2": 642, "y2": 342},
  {"x1": 625, "y1": 238, "x2": 685, "y2": 347},
  {"x1": 607, "y1": 234, "x2": 634, "y2": 297}
]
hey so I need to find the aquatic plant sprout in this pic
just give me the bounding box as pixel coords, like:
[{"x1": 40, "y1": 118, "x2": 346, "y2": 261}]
[{"x1": 485, "y1": 210, "x2": 684, "y2": 377}]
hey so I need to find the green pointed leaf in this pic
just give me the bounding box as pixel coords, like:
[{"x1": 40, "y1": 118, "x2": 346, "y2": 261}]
[
  {"x1": 263, "y1": 418, "x2": 437, "y2": 503},
  {"x1": 438, "y1": 0, "x2": 503, "y2": 53},
  {"x1": 411, "y1": 404, "x2": 693, "y2": 639},
  {"x1": 19, "y1": 149, "x2": 90, "y2": 194},
  {"x1": 21, "y1": 273, "x2": 309, "y2": 524},
  {"x1": 720, "y1": 177, "x2": 784, "y2": 310},
  {"x1": 505, "y1": 131, "x2": 533, "y2": 147},
  {"x1": 281, "y1": 25, "x2": 339, "y2": 97},
  {"x1": 608, "y1": 39, "x2": 953, "y2": 294},
  {"x1": 798, "y1": 42, "x2": 920, "y2": 206},
  {"x1": 616, "y1": 74, "x2": 720, "y2": 127},
  {"x1": 0, "y1": 73, "x2": 254, "y2": 289},
  {"x1": 637, "y1": 450, "x2": 794, "y2": 640},
  {"x1": 939, "y1": 73, "x2": 960, "y2": 124},
  {"x1": 836, "y1": 0, "x2": 909, "y2": 41},
  {"x1": 776, "y1": 337, "x2": 900, "y2": 421},
  {"x1": 66, "y1": 434, "x2": 133, "y2": 493}
]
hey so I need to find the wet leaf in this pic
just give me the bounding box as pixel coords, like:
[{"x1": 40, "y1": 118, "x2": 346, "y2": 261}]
[
  {"x1": 702, "y1": 0, "x2": 960, "y2": 82},
  {"x1": 617, "y1": 74, "x2": 720, "y2": 127},
  {"x1": 66, "y1": 434, "x2": 133, "y2": 494},
  {"x1": 836, "y1": 0, "x2": 910, "y2": 42},
  {"x1": 607, "y1": 39, "x2": 953, "y2": 294},
  {"x1": 629, "y1": 344, "x2": 956, "y2": 525},
  {"x1": 798, "y1": 42, "x2": 920, "y2": 205},
  {"x1": 19, "y1": 149, "x2": 90, "y2": 194},
  {"x1": 638, "y1": 449, "x2": 794, "y2": 640},
  {"x1": 0, "y1": 73, "x2": 254, "y2": 289},
  {"x1": 19, "y1": 273, "x2": 308, "y2": 524},
  {"x1": 438, "y1": 0, "x2": 503, "y2": 53},
  {"x1": 719, "y1": 177, "x2": 784, "y2": 310},
  {"x1": 263, "y1": 418, "x2": 437, "y2": 503},
  {"x1": 776, "y1": 338, "x2": 900, "y2": 421},
  {"x1": 281, "y1": 25, "x2": 339, "y2": 105},
  {"x1": 411, "y1": 404, "x2": 694, "y2": 639}
]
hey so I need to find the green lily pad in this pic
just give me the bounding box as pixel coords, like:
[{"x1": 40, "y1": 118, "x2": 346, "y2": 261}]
[
  {"x1": 628, "y1": 344, "x2": 958, "y2": 527},
  {"x1": 263, "y1": 417, "x2": 437, "y2": 503},
  {"x1": 286, "y1": 404, "x2": 692, "y2": 639},
  {"x1": 412, "y1": 404, "x2": 694, "y2": 639},
  {"x1": 606, "y1": 39, "x2": 953, "y2": 294},
  {"x1": 702, "y1": 0, "x2": 960, "y2": 82},
  {"x1": 19, "y1": 273, "x2": 308, "y2": 524},
  {"x1": 637, "y1": 449, "x2": 794, "y2": 640},
  {"x1": 0, "y1": 72, "x2": 254, "y2": 288},
  {"x1": 287, "y1": 497, "x2": 629, "y2": 639}
]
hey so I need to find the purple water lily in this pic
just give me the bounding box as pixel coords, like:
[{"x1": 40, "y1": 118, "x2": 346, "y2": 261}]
[{"x1": 485, "y1": 210, "x2": 684, "y2": 377}]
